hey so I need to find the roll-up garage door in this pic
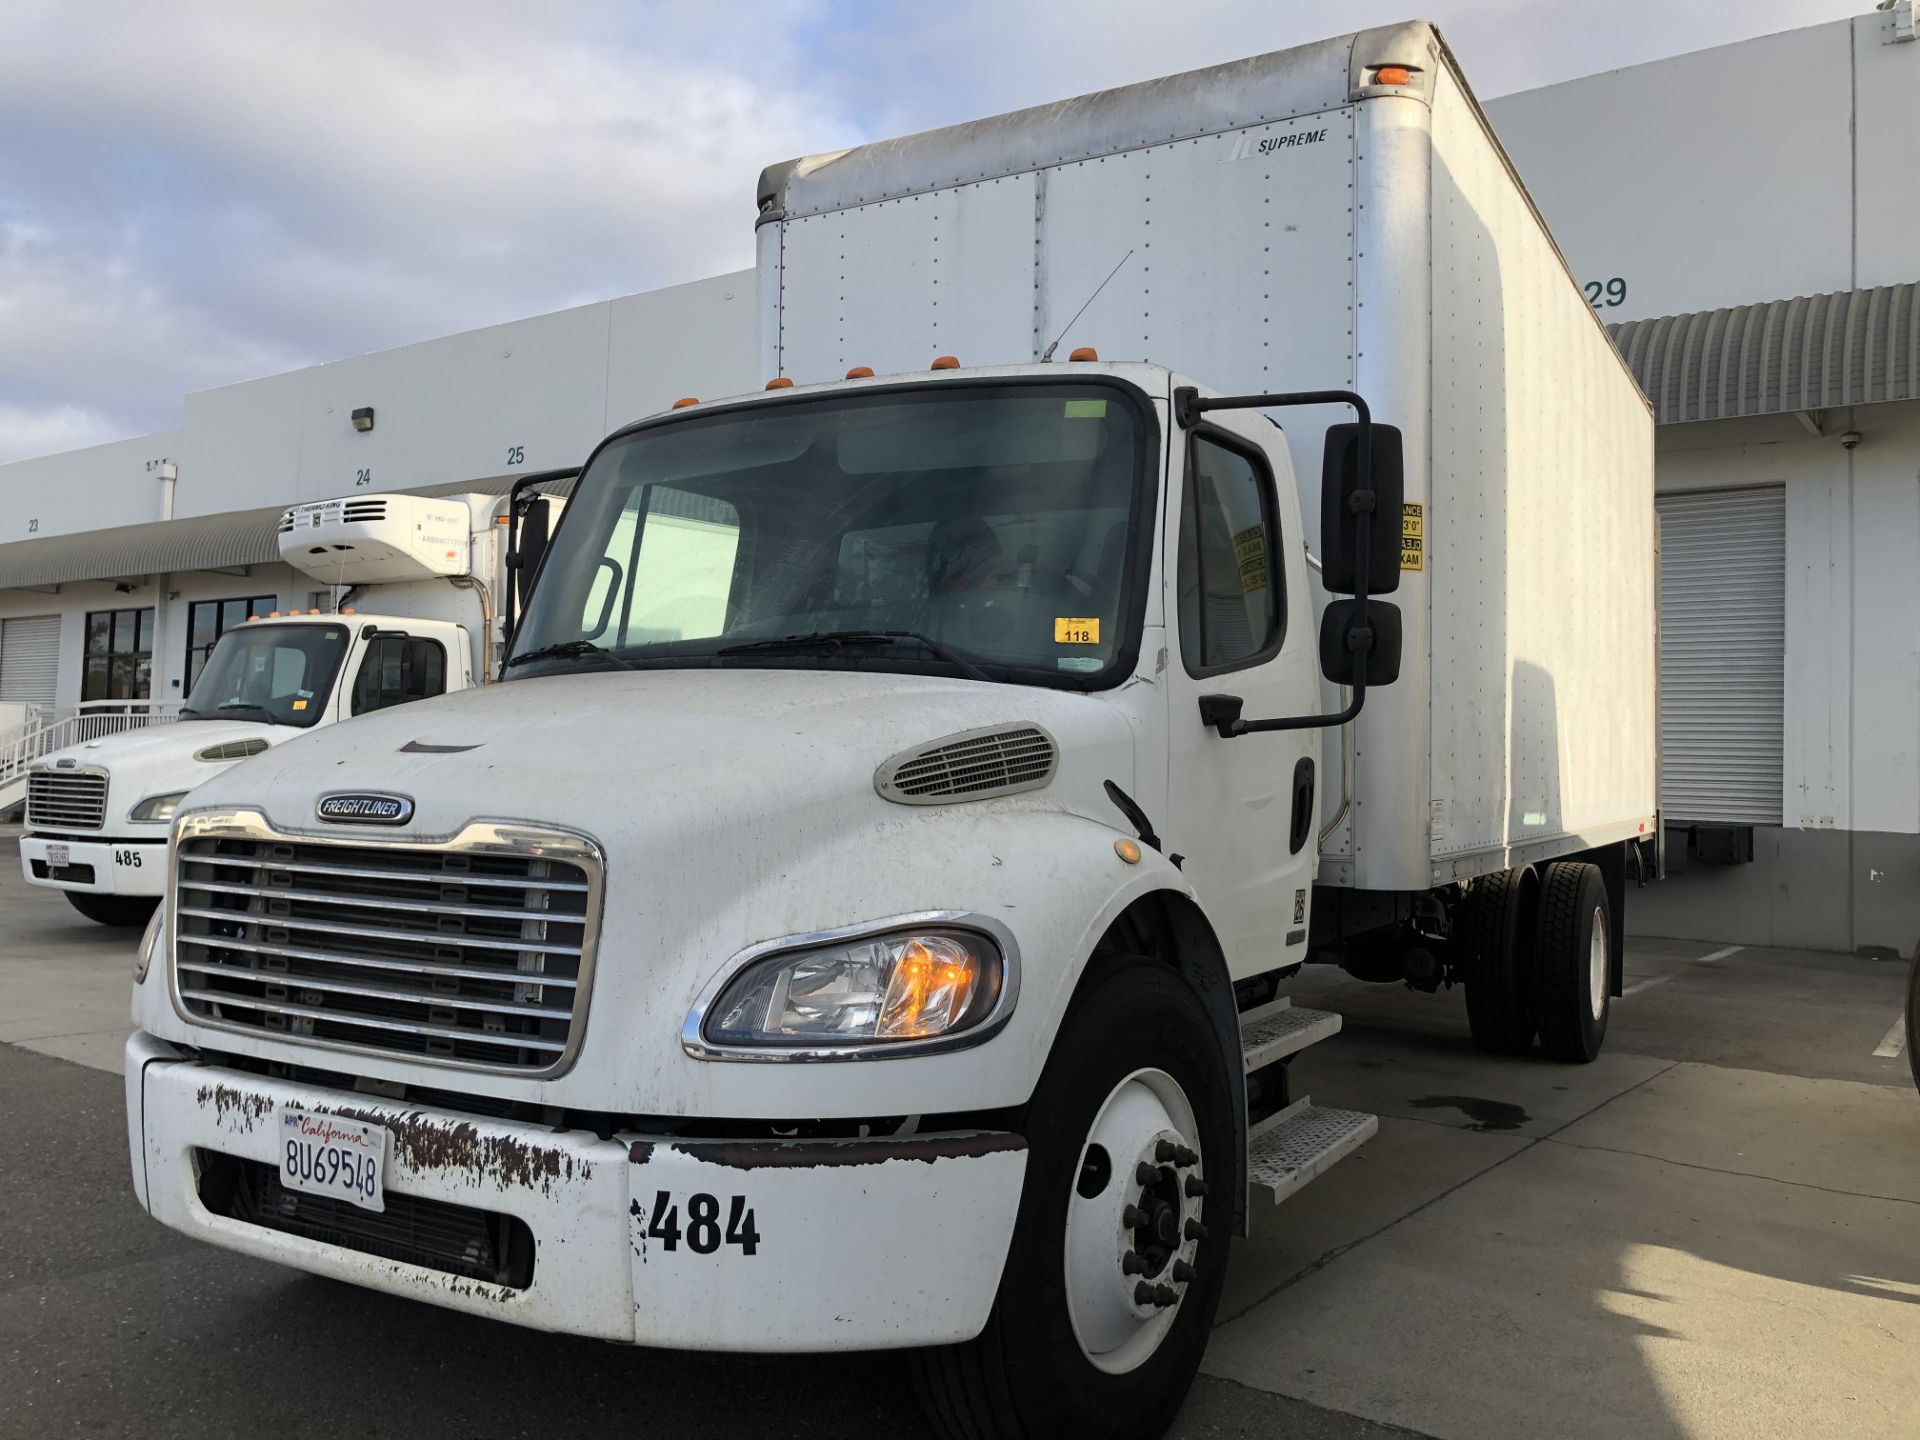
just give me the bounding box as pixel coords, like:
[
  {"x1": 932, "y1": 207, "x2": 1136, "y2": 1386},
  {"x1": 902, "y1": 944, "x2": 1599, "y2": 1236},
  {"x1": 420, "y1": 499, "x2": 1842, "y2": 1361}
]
[
  {"x1": 1656, "y1": 487, "x2": 1785, "y2": 824},
  {"x1": 0, "y1": 615, "x2": 60, "y2": 709}
]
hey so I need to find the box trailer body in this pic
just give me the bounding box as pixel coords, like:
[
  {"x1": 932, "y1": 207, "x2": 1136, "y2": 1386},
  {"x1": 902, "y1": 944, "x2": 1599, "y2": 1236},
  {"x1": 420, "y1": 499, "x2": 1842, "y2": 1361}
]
[
  {"x1": 756, "y1": 20, "x2": 1657, "y2": 898},
  {"x1": 123, "y1": 23, "x2": 1658, "y2": 1440}
]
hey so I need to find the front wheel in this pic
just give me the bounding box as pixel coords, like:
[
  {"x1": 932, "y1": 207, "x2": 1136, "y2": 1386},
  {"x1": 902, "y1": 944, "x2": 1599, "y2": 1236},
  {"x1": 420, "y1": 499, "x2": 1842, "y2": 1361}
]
[
  {"x1": 63, "y1": 891, "x2": 158, "y2": 927},
  {"x1": 913, "y1": 957, "x2": 1234, "y2": 1440}
]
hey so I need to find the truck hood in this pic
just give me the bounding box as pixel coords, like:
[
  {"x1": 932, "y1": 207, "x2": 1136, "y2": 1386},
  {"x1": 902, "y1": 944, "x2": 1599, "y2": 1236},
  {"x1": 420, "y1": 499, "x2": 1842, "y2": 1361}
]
[
  {"x1": 185, "y1": 668, "x2": 1138, "y2": 841},
  {"x1": 33, "y1": 719, "x2": 297, "y2": 831},
  {"x1": 48, "y1": 718, "x2": 285, "y2": 771},
  {"x1": 164, "y1": 666, "x2": 1152, "y2": 1114}
]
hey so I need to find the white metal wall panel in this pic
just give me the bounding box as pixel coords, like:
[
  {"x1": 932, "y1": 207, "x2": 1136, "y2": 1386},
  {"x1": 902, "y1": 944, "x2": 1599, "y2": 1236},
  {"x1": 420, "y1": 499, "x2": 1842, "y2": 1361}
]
[
  {"x1": 0, "y1": 615, "x2": 61, "y2": 708},
  {"x1": 1656, "y1": 486, "x2": 1786, "y2": 825},
  {"x1": 1427, "y1": 71, "x2": 1658, "y2": 869},
  {"x1": 776, "y1": 177, "x2": 1038, "y2": 384}
]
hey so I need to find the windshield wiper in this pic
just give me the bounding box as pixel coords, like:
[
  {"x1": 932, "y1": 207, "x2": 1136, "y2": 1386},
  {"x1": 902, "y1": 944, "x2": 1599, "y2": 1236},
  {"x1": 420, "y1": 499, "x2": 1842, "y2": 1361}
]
[
  {"x1": 211, "y1": 703, "x2": 281, "y2": 725},
  {"x1": 504, "y1": 639, "x2": 635, "y2": 673},
  {"x1": 717, "y1": 630, "x2": 991, "y2": 683}
]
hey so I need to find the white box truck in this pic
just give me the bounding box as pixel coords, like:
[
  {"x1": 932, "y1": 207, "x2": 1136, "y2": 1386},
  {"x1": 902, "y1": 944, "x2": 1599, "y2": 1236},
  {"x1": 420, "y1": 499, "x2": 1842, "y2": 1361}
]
[
  {"x1": 125, "y1": 24, "x2": 1654, "y2": 1439},
  {"x1": 22, "y1": 488, "x2": 559, "y2": 925}
]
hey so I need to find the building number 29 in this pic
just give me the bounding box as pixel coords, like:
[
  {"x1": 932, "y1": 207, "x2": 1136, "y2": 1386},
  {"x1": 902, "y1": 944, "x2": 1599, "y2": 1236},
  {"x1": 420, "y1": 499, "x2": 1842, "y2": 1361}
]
[{"x1": 1584, "y1": 277, "x2": 1627, "y2": 309}]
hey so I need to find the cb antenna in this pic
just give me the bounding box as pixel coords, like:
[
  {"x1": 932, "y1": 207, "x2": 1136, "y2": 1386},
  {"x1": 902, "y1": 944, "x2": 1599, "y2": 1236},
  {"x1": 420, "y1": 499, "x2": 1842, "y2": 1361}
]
[{"x1": 1040, "y1": 248, "x2": 1135, "y2": 362}]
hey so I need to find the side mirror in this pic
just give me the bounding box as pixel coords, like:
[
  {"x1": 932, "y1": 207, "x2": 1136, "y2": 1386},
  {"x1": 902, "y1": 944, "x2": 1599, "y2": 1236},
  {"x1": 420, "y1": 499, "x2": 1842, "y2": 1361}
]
[
  {"x1": 1318, "y1": 422, "x2": 1403, "y2": 597},
  {"x1": 1319, "y1": 599, "x2": 1402, "y2": 686},
  {"x1": 512, "y1": 495, "x2": 552, "y2": 613}
]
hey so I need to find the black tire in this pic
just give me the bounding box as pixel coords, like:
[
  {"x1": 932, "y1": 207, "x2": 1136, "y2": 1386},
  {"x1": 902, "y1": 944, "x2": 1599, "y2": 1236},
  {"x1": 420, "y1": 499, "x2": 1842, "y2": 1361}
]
[
  {"x1": 912, "y1": 957, "x2": 1234, "y2": 1440},
  {"x1": 1464, "y1": 866, "x2": 1537, "y2": 1055},
  {"x1": 1534, "y1": 861, "x2": 1611, "y2": 1063},
  {"x1": 63, "y1": 891, "x2": 158, "y2": 928}
]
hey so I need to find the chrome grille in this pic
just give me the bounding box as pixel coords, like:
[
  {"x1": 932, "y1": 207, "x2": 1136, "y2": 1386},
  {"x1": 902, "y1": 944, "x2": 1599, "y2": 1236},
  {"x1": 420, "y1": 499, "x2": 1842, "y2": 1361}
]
[
  {"x1": 876, "y1": 725, "x2": 1058, "y2": 804},
  {"x1": 173, "y1": 829, "x2": 597, "y2": 1075},
  {"x1": 27, "y1": 769, "x2": 109, "y2": 832}
]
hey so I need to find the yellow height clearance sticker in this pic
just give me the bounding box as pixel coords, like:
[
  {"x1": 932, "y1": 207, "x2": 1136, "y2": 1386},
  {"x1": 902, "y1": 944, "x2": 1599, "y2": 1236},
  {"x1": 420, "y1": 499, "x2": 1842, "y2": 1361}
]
[
  {"x1": 1400, "y1": 502, "x2": 1424, "y2": 572},
  {"x1": 1055, "y1": 617, "x2": 1100, "y2": 645},
  {"x1": 1232, "y1": 525, "x2": 1268, "y2": 594}
]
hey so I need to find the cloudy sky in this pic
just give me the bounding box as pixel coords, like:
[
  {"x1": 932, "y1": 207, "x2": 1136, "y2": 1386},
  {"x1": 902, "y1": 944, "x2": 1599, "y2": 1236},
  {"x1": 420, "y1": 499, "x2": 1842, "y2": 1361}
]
[{"x1": 0, "y1": 0, "x2": 1865, "y2": 463}]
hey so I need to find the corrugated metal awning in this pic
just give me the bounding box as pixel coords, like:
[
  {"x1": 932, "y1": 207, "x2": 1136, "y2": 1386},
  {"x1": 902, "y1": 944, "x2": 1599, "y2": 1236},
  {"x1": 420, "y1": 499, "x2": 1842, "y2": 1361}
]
[
  {"x1": 1609, "y1": 282, "x2": 1920, "y2": 425},
  {"x1": 0, "y1": 504, "x2": 287, "y2": 590}
]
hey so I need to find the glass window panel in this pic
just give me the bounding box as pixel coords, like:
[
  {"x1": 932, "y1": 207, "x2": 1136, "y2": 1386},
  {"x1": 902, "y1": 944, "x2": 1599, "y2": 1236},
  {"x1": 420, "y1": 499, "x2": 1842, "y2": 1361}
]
[{"x1": 1178, "y1": 436, "x2": 1281, "y2": 671}]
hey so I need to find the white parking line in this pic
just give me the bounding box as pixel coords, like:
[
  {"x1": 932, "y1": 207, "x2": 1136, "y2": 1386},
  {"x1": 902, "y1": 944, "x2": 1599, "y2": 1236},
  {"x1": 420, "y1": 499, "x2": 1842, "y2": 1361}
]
[
  {"x1": 1621, "y1": 944, "x2": 1745, "y2": 998},
  {"x1": 1873, "y1": 1018, "x2": 1906, "y2": 1059}
]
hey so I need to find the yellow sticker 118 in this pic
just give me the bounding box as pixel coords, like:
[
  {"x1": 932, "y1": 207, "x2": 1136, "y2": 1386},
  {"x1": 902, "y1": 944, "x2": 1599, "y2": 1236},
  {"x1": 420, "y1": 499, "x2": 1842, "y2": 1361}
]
[{"x1": 1054, "y1": 617, "x2": 1100, "y2": 644}]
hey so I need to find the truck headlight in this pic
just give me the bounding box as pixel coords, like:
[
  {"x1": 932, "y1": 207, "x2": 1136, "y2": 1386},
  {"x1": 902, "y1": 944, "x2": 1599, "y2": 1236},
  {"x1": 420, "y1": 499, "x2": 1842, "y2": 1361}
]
[
  {"x1": 695, "y1": 925, "x2": 1010, "y2": 1055},
  {"x1": 129, "y1": 791, "x2": 188, "y2": 824}
]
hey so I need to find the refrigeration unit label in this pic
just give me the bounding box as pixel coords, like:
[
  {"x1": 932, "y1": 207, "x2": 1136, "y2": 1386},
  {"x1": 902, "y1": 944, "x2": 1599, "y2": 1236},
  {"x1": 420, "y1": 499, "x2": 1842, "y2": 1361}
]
[{"x1": 1400, "y1": 503, "x2": 1424, "y2": 571}]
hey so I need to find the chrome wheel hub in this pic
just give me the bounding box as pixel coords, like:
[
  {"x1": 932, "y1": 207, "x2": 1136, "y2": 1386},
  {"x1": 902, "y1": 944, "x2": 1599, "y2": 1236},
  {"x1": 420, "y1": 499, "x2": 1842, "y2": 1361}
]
[
  {"x1": 1063, "y1": 1067, "x2": 1206, "y2": 1375},
  {"x1": 1589, "y1": 904, "x2": 1609, "y2": 1019}
]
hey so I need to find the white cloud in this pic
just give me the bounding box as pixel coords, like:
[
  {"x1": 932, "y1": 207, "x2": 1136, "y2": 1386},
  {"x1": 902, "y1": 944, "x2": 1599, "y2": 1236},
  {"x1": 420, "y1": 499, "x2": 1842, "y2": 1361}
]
[{"x1": 0, "y1": 0, "x2": 1870, "y2": 459}]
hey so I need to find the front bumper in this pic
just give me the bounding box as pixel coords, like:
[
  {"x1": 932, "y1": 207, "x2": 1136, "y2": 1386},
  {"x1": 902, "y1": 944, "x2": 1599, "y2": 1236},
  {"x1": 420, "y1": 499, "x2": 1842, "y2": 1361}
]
[
  {"x1": 21, "y1": 835, "x2": 164, "y2": 895},
  {"x1": 126, "y1": 1033, "x2": 1027, "y2": 1350}
]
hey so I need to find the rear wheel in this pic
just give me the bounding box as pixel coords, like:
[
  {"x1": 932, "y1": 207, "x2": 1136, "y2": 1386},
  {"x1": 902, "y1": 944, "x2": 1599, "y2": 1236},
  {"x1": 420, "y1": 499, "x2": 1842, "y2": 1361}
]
[
  {"x1": 1464, "y1": 866, "x2": 1537, "y2": 1055},
  {"x1": 913, "y1": 957, "x2": 1233, "y2": 1440},
  {"x1": 1534, "y1": 861, "x2": 1611, "y2": 1063},
  {"x1": 63, "y1": 891, "x2": 158, "y2": 928}
]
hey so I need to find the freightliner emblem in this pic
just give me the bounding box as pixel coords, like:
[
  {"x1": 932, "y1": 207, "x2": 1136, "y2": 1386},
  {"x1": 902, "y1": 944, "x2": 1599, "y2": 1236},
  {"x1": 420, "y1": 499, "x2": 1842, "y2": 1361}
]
[{"x1": 316, "y1": 792, "x2": 414, "y2": 825}]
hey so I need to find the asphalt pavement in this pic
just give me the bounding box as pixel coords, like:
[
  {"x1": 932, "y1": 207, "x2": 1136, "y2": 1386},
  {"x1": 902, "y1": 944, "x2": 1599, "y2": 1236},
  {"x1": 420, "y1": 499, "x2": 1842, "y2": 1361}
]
[{"x1": 3, "y1": 830, "x2": 1916, "y2": 1439}]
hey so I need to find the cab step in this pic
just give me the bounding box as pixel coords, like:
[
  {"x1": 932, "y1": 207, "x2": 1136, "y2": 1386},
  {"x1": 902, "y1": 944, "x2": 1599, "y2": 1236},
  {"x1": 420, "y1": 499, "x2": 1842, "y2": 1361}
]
[
  {"x1": 1239, "y1": 1005, "x2": 1341, "y2": 1073},
  {"x1": 1246, "y1": 1099, "x2": 1377, "y2": 1206}
]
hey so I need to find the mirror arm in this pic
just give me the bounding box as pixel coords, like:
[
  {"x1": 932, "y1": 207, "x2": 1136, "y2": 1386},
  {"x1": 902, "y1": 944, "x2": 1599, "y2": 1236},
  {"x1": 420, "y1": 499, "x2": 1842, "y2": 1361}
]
[{"x1": 1179, "y1": 385, "x2": 1378, "y2": 737}]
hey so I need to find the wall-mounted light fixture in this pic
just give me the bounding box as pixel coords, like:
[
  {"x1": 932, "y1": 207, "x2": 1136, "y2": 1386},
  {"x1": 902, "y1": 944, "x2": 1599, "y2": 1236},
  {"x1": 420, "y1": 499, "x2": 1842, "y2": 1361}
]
[{"x1": 350, "y1": 407, "x2": 376, "y2": 433}]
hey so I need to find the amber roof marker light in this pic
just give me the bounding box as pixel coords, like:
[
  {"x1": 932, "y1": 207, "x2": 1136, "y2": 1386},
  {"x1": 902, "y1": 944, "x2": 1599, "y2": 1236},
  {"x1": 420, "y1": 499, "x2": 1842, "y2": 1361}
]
[
  {"x1": 845, "y1": 366, "x2": 875, "y2": 379},
  {"x1": 930, "y1": 356, "x2": 961, "y2": 370},
  {"x1": 1068, "y1": 347, "x2": 1099, "y2": 362},
  {"x1": 1374, "y1": 65, "x2": 1414, "y2": 86},
  {"x1": 671, "y1": 396, "x2": 700, "y2": 409},
  {"x1": 765, "y1": 377, "x2": 795, "y2": 390}
]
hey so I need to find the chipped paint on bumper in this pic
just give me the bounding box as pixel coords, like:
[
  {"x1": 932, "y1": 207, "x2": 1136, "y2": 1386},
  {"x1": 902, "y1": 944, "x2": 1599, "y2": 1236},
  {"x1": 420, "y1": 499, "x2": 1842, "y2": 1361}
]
[{"x1": 128, "y1": 1032, "x2": 1027, "y2": 1349}]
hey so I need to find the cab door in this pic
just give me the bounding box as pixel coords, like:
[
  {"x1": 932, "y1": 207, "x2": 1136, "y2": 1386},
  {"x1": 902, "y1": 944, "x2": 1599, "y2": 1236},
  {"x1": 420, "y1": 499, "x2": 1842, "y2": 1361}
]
[{"x1": 1161, "y1": 413, "x2": 1319, "y2": 978}]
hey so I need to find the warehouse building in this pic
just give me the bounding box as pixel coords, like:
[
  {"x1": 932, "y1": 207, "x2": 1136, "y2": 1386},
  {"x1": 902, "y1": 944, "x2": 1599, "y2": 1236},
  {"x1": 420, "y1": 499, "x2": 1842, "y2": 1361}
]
[
  {"x1": 2, "y1": 6, "x2": 1915, "y2": 953},
  {"x1": 1486, "y1": 2, "x2": 1919, "y2": 952}
]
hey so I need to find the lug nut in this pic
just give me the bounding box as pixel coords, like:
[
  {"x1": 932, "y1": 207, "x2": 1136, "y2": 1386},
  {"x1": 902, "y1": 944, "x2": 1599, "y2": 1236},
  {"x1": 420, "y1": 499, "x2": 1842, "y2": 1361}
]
[
  {"x1": 1175, "y1": 1144, "x2": 1199, "y2": 1167},
  {"x1": 1154, "y1": 1138, "x2": 1177, "y2": 1163},
  {"x1": 1184, "y1": 1176, "x2": 1209, "y2": 1199},
  {"x1": 1122, "y1": 1251, "x2": 1148, "y2": 1275},
  {"x1": 1136, "y1": 1162, "x2": 1158, "y2": 1187},
  {"x1": 1185, "y1": 1219, "x2": 1209, "y2": 1241},
  {"x1": 1152, "y1": 1284, "x2": 1179, "y2": 1307},
  {"x1": 1122, "y1": 1203, "x2": 1146, "y2": 1228},
  {"x1": 1134, "y1": 1281, "x2": 1157, "y2": 1306},
  {"x1": 1172, "y1": 1259, "x2": 1195, "y2": 1283}
]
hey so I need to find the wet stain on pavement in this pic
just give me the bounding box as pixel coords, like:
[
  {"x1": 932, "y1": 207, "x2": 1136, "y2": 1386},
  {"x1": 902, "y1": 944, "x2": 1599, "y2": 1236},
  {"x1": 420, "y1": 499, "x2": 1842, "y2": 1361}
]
[{"x1": 1408, "y1": 1094, "x2": 1531, "y2": 1132}]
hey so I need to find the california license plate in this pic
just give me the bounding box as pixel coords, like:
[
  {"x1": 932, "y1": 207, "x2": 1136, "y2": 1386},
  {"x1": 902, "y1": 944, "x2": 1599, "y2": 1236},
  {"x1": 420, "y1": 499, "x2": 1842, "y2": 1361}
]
[
  {"x1": 277, "y1": 1106, "x2": 387, "y2": 1212},
  {"x1": 46, "y1": 843, "x2": 69, "y2": 869}
]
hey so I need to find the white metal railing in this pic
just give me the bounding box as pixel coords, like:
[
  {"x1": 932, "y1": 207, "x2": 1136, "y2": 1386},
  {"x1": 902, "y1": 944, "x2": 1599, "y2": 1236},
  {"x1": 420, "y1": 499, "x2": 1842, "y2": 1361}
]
[{"x1": 0, "y1": 700, "x2": 184, "y2": 791}]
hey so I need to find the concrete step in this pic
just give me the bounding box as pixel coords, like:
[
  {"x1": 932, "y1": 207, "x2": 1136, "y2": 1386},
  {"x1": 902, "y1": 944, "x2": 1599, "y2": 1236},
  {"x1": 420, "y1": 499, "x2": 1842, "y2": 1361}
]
[
  {"x1": 1247, "y1": 1100, "x2": 1378, "y2": 1206},
  {"x1": 1240, "y1": 1005, "x2": 1341, "y2": 1073}
]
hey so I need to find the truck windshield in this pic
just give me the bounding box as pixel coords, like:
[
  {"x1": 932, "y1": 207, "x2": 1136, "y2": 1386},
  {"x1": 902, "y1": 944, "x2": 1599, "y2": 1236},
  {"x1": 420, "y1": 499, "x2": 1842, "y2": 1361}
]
[
  {"x1": 181, "y1": 623, "x2": 350, "y2": 728},
  {"x1": 508, "y1": 381, "x2": 1152, "y2": 688}
]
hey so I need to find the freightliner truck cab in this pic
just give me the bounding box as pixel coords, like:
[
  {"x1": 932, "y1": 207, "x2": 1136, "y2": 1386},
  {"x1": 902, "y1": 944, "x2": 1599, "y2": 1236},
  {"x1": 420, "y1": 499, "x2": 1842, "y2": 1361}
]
[{"x1": 127, "y1": 362, "x2": 1403, "y2": 1436}]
